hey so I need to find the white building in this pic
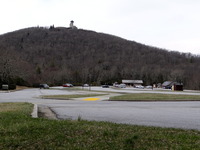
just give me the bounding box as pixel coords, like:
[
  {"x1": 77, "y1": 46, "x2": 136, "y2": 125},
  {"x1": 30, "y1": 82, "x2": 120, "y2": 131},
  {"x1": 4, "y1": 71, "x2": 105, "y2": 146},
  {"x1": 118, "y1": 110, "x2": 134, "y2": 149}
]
[{"x1": 122, "y1": 80, "x2": 143, "y2": 87}]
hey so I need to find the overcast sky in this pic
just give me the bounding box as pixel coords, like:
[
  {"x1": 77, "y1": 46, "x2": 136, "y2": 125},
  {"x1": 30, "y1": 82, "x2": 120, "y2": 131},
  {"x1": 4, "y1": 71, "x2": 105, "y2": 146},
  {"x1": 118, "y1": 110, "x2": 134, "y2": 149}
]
[{"x1": 1, "y1": 0, "x2": 200, "y2": 55}]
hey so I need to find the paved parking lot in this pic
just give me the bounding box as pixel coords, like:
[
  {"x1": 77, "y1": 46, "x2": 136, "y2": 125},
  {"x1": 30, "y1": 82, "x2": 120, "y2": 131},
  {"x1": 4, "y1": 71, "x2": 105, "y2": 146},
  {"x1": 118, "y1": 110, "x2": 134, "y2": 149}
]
[
  {"x1": 47, "y1": 100, "x2": 200, "y2": 130},
  {"x1": 0, "y1": 87, "x2": 200, "y2": 131}
]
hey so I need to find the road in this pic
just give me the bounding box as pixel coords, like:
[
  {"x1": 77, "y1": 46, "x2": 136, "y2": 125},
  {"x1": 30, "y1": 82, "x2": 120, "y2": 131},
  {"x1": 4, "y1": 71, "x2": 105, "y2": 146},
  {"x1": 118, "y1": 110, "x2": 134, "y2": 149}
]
[{"x1": 0, "y1": 87, "x2": 200, "y2": 131}]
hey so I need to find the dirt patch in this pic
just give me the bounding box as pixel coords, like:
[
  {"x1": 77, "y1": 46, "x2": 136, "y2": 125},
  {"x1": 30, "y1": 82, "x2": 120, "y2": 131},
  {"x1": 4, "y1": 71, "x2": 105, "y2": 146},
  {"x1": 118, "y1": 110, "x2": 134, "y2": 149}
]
[{"x1": 16, "y1": 86, "x2": 30, "y2": 90}]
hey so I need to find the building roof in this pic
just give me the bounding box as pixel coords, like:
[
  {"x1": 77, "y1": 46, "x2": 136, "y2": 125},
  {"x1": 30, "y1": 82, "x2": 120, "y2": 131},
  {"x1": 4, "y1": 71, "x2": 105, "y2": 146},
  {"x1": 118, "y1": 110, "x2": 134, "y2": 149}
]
[
  {"x1": 122, "y1": 80, "x2": 143, "y2": 84},
  {"x1": 162, "y1": 81, "x2": 174, "y2": 87}
]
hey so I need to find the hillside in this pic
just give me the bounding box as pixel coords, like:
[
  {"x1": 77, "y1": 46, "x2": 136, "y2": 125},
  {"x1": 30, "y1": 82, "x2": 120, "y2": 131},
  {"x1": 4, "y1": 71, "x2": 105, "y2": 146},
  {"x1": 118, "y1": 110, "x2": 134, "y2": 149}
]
[{"x1": 0, "y1": 27, "x2": 200, "y2": 89}]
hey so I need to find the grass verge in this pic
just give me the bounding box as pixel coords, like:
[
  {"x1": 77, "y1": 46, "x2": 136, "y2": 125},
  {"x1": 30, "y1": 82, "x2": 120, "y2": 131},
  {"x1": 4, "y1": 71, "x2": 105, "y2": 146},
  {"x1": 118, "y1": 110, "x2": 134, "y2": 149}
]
[
  {"x1": 109, "y1": 93, "x2": 200, "y2": 101},
  {"x1": 1, "y1": 103, "x2": 200, "y2": 149},
  {"x1": 41, "y1": 94, "x2": 107, "y2": 99}
]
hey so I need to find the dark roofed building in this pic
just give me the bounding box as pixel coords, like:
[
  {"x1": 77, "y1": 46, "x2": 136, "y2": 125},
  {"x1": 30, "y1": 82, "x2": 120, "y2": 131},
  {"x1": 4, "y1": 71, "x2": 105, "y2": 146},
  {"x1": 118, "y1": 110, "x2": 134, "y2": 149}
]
[
  {"x1": 162, "y1": 81, "x2": 174, "y2": 89},
  {"x1": 162, "y1": 81, "x2": 183, "y2": 91}
]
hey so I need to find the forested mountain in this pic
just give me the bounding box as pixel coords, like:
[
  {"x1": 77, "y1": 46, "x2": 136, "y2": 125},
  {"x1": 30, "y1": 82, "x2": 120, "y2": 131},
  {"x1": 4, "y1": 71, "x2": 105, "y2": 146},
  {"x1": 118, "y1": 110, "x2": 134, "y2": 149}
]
[{"x1": 0, "y1": 26, "x2": 200, "y2": 89}]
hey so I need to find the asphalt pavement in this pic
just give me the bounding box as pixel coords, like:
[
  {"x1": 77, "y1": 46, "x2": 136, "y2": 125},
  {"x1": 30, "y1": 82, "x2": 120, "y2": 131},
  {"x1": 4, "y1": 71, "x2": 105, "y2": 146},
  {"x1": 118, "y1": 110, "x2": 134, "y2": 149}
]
[{"x1": 0, "y1": 87, "x2": 200, "y2": 131}]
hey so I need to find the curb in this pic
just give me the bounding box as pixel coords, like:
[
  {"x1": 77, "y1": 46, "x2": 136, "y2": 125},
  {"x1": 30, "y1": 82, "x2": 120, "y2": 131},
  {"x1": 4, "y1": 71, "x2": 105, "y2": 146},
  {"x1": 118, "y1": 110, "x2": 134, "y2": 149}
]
[{"x1": 31, "y1": 104, "x2": 38, "y2": 118}]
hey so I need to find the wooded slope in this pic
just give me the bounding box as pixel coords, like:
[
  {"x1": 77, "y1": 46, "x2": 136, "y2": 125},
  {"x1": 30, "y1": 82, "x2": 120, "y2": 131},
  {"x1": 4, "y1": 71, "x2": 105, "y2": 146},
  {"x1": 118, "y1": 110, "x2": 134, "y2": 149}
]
[{"x1": 0, "y1": 27, "x2": 200, "y2": 89}]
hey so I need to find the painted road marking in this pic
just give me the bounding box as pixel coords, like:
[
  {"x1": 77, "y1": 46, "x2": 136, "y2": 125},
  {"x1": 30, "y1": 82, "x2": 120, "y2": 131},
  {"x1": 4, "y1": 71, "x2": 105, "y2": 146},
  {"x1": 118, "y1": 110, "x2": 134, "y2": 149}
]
[{"x1": 83, "y1": 98, "x2": 100, "y2": 101}]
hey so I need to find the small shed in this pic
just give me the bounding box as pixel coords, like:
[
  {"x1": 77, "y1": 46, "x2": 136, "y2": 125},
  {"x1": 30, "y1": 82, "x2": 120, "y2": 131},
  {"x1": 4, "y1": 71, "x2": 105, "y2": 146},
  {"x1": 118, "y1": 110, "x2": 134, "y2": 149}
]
[
  {"x1": 172, "y1": 83, "x2": 183, "y2": 91},
  {"x1": 122, "y1": 80, "x2": 143, "y2": 87}
]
